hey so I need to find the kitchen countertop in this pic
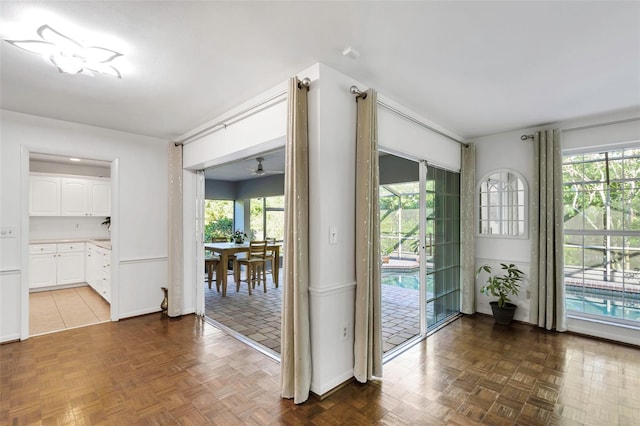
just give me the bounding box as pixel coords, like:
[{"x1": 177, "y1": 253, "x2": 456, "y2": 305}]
[{"x1": 30, "y1": 238, "x2": 112, "y2": 250}]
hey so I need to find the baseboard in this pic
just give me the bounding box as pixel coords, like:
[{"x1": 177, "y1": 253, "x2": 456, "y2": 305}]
[
  {"x1": 565, "y1": 328, "x2": 639, "y2": 349},
  {"x1": 119, "y1": 307, "x2": 161, "y2": 319},
  {"x1": 470, "y1": 311, "x2": 533, "y2": 327},
  {"x1": 311, "y1": 377, "x2": 355, "y2": 400},
  {"x1": 0, "y1": 335, "x2": 21, "y2": 345},
  {"x1": 469, "y1": 312, "x2": 639, "y2": 348}
]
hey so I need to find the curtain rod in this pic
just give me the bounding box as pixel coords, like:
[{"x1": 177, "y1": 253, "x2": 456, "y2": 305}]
[
  {"x1": 521, "y1": 117, "x2": 639, "y2": 141},
  {"x1": 349, "y1": 86, "x2": 468, "y2": 148},
  {"x1": 175, "y1": 77, "x2": 311, "y2": 146}
]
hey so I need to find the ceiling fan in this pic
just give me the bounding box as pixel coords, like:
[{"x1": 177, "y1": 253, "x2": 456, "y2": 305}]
[{"x1": 251, "y1": 157, "x2": 284, "y2": 176}]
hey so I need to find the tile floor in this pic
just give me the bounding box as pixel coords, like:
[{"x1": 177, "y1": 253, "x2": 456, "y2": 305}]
[
  {"x1": 204, "y1": 268, "x2": 422, "y2": 355},
  {"x1": 29, "y1": 286, "x2": 111, "y2": 336}
]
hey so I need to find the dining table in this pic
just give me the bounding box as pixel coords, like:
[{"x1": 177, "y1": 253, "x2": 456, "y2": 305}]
[{"x1": 204, "y1": 241, "x2": 281, "y2": 296}]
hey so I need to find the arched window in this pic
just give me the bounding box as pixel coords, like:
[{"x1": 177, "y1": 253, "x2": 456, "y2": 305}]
[{"x1": 478, "y1": 170, "x2": 527, "y2": 237}]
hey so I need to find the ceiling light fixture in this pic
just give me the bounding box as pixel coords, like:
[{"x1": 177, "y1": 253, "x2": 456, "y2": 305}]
[
  {"x1": 3, "y1": 24, "x2": 123, "y2": 78},
  {"x1": 69, "y1": 158, "x2": 81, "y2": 162}
]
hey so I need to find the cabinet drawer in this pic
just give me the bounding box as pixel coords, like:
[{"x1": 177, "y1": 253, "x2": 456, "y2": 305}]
[
  {"x1": 95, "y1": 247, "x2": 111, "y2": 258},
  {"x1": 29, "y1": 244, "x2": 57, "y2": 254},
  {"x1": 57, "y1": 242, "x2": 85, "y2": 253}
]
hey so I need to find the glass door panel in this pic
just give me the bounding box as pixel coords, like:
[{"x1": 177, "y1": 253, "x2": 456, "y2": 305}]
[
  {"x1": 379, "y1": 152, "x2": 421, "y2": 354},
  {"x1": 425, "y1": 164, "x2": 461, "y2": 331}
]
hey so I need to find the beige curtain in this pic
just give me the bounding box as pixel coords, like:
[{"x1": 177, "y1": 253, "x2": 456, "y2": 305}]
[
  {"x1": 460, "y1": 143, "x2": 476, "y2": 314},
  {"x1": 167, "y1": 142, "x2": 184, "y2": 317},
  {"x1": 530, "y1": 130, "x2": 567, "y2": 331},
  {"x1": 280, "y1": 77, "x2": 312, "y2": 404},
  {"x1": 354, "y1": 88, "x2": 383, "y2": 382}
]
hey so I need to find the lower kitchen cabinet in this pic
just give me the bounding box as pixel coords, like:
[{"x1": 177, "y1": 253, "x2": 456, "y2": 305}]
[
  {"x1": 86, "y1": 243, "x2": 111, "y2": 303},
  {"x1": 29, "y1": 243, "x2": 86, "y2": 289}
]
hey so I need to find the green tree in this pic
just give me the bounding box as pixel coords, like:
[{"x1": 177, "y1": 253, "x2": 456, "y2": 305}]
[{"x1": 204, "y1": 200, "x2": 234, "y2": 242}]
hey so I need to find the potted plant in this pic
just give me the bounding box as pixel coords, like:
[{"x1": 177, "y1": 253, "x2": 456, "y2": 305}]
[
  {"x1": 476, "y1": 263, "x2": 525, "y2": 325},
  {"x1": 231, "y1": 230, "x2": 247, "y2": 244}
]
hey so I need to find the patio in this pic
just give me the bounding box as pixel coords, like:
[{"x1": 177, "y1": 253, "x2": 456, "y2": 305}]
[{"x1": 204, "y1": 262, "x2": 423, "y2": 356}]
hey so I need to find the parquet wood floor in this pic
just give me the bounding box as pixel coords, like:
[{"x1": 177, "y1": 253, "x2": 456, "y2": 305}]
[{"x1": 1, "y1": 314, "x2": 638, "y2": 425}]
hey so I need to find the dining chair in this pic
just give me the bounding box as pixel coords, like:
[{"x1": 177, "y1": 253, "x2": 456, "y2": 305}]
[
  {"x1": 263, "y1": 237, "x2": 277, "y2": 288},
  {"x1": 204, "y1": 247, "x2": 221, "y2": 292},
  {"x1": 235, "y1": 240, "x2": 267, "y2": 295}
]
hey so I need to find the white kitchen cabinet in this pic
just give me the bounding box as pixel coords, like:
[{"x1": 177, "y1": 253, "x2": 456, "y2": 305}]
[
  {"x1": 31, "y1": 174, "x2": 110, "y2": 217},
  {"x1": 60, "y1": 178, "x2": 87, "y2": 216},
  {"x1": 56, "y1": 243, "x2": 86, "y2": 285},
  {"x1": 95, "y1": 245, "x2": 111, "y2": 303},
  {"x1": 88, "y1": 180, "x2": 110, "y2": 216},
  {"x1": 61, "y1": 178, "x2": 111, "y2": 217},
  {"x1": 29, "y1": 243, "x2": 85, "y2": 288},
  {"x1": 29, "y1": 245, "x2": 57, "y2": 288},
  {"x1": 85, "y1": 243, "x2": 111, "y2": 302},
  {"x1": 85, "y1": 245, "x2": 97, "y2": 288},
  {"x1": 30, "y1": 176, "x2": 61, "y2": 216}
]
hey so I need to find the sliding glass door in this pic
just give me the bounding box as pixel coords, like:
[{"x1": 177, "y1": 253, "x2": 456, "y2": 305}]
[
  {"x1": 379, "y1": 152, "x2": 461, "y2": 356},
  {"x1": 425, "y1": 165, "x2": 461, "y2": 329}
]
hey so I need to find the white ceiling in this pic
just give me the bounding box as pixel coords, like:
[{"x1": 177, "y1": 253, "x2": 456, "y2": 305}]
[
  {"x1": 1, "y1": 1, "x2": 639, "y2": 143},
  {"x1": 204, "y1": 148, "x2": 285, "y2": 181}
]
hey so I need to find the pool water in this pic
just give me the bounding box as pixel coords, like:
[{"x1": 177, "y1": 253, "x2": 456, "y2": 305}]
[
  {"x1": 566, "y1": 289, "x2": 640, "y2": 322},
  {"x1": 382, "y1": 272, "x2": 640, "y2": 323},
  {"x1": 381, "y1": 271, "x2": 436, "y2": 302},
  {"x1": 381, "y1": 272, "x2": 420, "y2": 290}
]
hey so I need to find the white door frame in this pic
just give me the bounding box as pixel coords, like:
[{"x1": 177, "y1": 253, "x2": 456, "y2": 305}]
[{"x1": 20, "y1": 145, "x2": 119, "y2": 339}]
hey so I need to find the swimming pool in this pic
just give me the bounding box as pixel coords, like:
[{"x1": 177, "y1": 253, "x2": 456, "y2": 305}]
[
  {"x1": 566, "y1": 286, "x2": 640, "y2": 321},
  {"x1": 382, "y1": 272, "x2": 640, "y2": 323}
]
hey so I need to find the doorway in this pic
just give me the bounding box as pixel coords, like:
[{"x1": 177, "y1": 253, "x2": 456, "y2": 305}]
[
  {"x1": 200, "y1": 148, "x2": 285, "y2": 359},
  {"x1": 26, "y1": 152, "x2": 115, "y2": 337},
  {"x1": 379, "y1": 151, "x2": 461, "y2": 357}
]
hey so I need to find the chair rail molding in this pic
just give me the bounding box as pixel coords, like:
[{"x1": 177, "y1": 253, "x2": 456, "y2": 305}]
[{"x1": 308, "y1": 281, "x2": 356, "y2": 297}]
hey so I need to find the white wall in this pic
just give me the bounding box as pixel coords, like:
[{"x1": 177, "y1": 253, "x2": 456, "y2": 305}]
[
  {"x1": 378, "y1": 96, "x2": 463, "y2": 172},
  {"x1": 307, "y1": 64, "x2": 358, "y2": 394},
  {"x1": 180, "y1": 62, "x2": 467, "y2": 395},
  {"x1": 0, "y1": 110, "x2": 169, "y2": 342},
  {"x1": 472, "y1": 127, "x2": 536, "y2": 323},
  {"x1": 472, "y1": 109, "x2": 640, "y2": 341},
  {"x1": 30, "y1": 216, "x2": 110, "y2": 241}
]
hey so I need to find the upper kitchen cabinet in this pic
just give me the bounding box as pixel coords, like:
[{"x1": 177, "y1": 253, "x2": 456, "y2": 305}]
[
  {"x1": 60, "y1": 178, "x2": 86, "y2": 215},
  {"x1": 31, "y1": 173, "x2": 111, "y2": 217},
  {"x1": 88, "y1": 180, "x2": 110, "y2": 216},
  {"x1": 30, "y1": 175, "x2": 61, "y2": 216}
]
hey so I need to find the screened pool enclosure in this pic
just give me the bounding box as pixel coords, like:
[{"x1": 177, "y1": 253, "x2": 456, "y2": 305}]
[{"x1": 379, "y1": 153, "x2": 461, "y2": 353}]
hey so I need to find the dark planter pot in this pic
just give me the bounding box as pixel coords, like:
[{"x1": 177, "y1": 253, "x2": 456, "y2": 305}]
[{"x1": 489, "y1": 301, "x2": 517, "y2": 325}]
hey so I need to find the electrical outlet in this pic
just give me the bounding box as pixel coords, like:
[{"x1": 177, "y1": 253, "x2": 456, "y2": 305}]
[
  {"x1": 526, "y1": 290, "x2": 531, "y2": 299},
  {"x1": 341, "y1": 323, "x2": 348, "y2": 340}
]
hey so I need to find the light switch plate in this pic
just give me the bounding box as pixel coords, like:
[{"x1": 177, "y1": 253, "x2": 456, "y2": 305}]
[
  {"x1": 329, "y1": 225, "x2": 338, "y2": 244},
  {"x1": 0, "y1": 227, "x2": 17, "y2": 238}
]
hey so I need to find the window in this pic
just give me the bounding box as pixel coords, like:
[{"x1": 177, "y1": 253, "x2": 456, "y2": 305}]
[
  {"x1": 204, "y1": 200, "x2": 234, "y2": 242},
  {"x1": 250, "y1": 195, "x2": 284, "y2": 241},
  {"x1": 478, "y1": 170, "x2": 527, "y2": 237},
  {"x1": 563, "y1": 147, "x2": 640, "y2": 324}
]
